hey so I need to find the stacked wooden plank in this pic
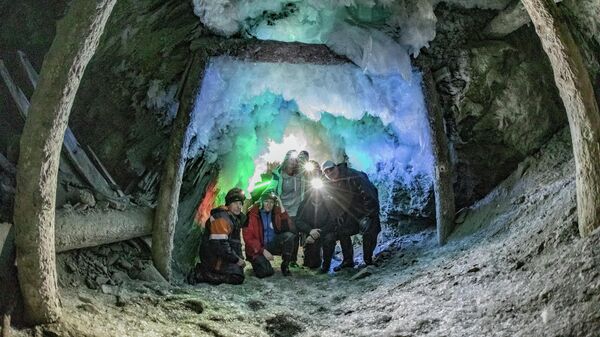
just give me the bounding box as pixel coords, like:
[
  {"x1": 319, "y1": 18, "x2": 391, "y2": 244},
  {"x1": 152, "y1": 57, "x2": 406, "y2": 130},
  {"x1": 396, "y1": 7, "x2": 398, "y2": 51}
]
[{"x1": 0, "y1": 51, "x2": 124, "y2": 200}]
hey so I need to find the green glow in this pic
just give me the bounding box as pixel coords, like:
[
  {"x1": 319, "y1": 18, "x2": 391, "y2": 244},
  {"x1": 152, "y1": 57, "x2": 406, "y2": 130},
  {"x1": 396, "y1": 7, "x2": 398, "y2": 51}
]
[
  {"x1": 214, "y1": 92, "x2": 298, "y2": 205},
  {"x1": 252, "y1": 179, "x2": 273, "y2": 190}
]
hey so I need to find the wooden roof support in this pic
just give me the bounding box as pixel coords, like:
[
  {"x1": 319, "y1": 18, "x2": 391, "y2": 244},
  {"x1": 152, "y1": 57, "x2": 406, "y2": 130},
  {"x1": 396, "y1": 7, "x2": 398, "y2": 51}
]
[
  {"x1": 13, "y1": 0, "x2": 116, "y2": 324},
  {"x1": 423, "y1": 71, "x2": 456, "y2": 245},
  {"x1": 522, "y1": 0, "x2": 600, "y2": 237},
  {"x1": 2, "y1": 50, "x2": 123, "y2": 200}
]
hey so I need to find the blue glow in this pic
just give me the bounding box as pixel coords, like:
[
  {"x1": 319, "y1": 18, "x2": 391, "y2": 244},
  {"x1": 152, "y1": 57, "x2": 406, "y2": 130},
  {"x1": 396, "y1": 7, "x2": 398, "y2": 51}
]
[{"x1": 187, "y1": 56, "x2": 433, "y2": 207}]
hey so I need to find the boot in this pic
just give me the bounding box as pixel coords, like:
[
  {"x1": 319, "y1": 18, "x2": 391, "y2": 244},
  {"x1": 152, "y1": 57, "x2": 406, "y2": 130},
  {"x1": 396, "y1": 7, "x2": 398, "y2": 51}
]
[
  {"x1": 281, "y1": 261, "x2": 292, "y2": 276},
  {"x1": 333, "y1": 260, "x2": 355, "y2": 272}
]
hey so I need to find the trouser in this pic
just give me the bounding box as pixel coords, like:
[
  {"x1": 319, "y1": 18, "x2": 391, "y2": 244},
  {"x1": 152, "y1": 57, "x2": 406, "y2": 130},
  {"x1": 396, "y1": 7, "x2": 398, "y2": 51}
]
[
  {"x1": 302, "y1": 239, "x2": 322, "y2": 269},
  {"x1": 290, "y1": 216, "x2": 301, "y2": 263},
  {"x1": 361, "y1": 215, "x2": 381, "y2": 264},
  {"x1": 189, "y1": 261, "x2": 244, "y2": 285},
  {"x1": 321, "y1": 233, "x2": 353, "y2": 271},
  {"x1": 250, "y1": 232, "x2": 296, "y2": 278}
]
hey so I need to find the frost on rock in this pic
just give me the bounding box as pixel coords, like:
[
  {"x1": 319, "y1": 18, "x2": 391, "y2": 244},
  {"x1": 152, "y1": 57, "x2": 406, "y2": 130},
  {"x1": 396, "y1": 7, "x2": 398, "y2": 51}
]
[
  {"x1": 326, "y1": 22, "x2": 412, "y2": 78},
  {"x1": 186, "y1": 56, "x2": 433, "y2": 212},
  {"x1": 191, "y1": 0, "x2": 443, "y2": 78},
  {"x1": 145, "y1": 80, "x2": 179, "y2": 127}
]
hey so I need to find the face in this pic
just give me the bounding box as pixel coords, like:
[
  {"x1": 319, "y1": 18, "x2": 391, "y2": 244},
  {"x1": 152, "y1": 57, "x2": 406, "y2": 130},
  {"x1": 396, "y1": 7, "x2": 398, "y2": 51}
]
[
  {"x1": 298, "y1": 152, "x2": 309, "y2": 164},
  {"x1": 228, "y1": 201, "x2": 243, "y2": 215},
  {"x1": 262, "y1": 199, "x2": 275, "y2": 212},
  {"x1": 324, "y1": 167, "x2": 339, "y2": 181},
  {"x1": 285, "y1": 158, "x2": 299, "y2": 171}
]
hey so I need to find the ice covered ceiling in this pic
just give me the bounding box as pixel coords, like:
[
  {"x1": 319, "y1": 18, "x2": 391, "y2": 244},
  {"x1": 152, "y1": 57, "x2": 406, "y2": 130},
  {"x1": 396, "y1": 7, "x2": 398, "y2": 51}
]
[
  {"x1": 192, "y1": 0, "x2": 513, "y2": 78},
  {"x1": 186, "y1": 56, "x2": 432, "y2": 209},
  {"x1": 187, "y1": 0, "x2": 515, "y2": 209}
]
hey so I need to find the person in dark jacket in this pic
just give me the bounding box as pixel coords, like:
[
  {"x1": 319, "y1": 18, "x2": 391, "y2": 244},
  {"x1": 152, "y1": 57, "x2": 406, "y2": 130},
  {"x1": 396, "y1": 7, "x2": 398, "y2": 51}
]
[
  {"x1": 294, "y1": 165, "x2": 336, "y2": 271},
  {"x1": 321, "y1": 160, "x2": 381, "y2": 269},
  {"x1": 190, "y1": 188, "x2": 247, "y2": 285},
  {"x1": 243, "y1": 190, "x2": 296, "y2": 277}
]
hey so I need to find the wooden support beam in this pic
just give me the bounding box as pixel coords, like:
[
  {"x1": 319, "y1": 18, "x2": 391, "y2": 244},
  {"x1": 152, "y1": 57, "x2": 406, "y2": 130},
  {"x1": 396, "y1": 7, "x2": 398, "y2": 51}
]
[
  {"x1": 484, "y1": 0, "x2": 562, "y2": 38},
  {"x1": 55, "y1": 207, "x2": 153, "y2": 252},
  {"x1": 61, "y1": 128, "x2": 117, "y2": 199},
  {"x1": 521, "y1": 0, "x2": 600, "y2": 236},
  {"x1": 0, "y1": 60, "x2": 30, "y2": 118},
  {"x1": 17, "y1": 50, "x2": 39, "y2": 88},
  {"x1": 423, "y1": 71, "x2": 456, "y2": 245},
  {"x1": 86, "y1": 146, "x2": 125, "y2": 197},
  {"x1": 0, "y1": 153, "x2": 16, "y2": 176},
  {"x1": 152, "y1": 55, "x2": 204, "y2": 281},
  {"x1": 13, "y1": 0, "x2": 116, "y2": 324},
  {"x1": 4, "y1": 50, "x2": 122, "y2": 200}
]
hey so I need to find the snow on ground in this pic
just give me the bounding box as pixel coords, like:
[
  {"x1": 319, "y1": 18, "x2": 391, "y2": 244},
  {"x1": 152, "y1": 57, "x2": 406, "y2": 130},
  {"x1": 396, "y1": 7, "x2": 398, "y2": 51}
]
[{"x1": 15, "y1": 128, "x2": 599, "y2": 336}]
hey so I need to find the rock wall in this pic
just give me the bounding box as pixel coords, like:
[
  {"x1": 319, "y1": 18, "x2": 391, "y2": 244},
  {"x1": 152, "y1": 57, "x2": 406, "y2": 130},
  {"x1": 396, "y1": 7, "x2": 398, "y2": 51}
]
[
  {"x1": 417, "y1": 4, "x2": 568, "y2": 208},
  {"x1": 69, "y1": 0, "x2": 199, "y2": 193}
]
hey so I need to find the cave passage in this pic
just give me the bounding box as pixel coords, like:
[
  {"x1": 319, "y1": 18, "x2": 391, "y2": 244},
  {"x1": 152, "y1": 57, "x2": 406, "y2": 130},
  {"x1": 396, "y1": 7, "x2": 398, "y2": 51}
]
[{"x1": 185, "y1": 56, "x2": 434, "y2": 215}]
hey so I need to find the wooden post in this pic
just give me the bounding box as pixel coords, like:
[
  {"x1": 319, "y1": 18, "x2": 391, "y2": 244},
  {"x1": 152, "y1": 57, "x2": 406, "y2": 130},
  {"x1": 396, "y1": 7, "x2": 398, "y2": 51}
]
[
  {"x1": 0, "y1": 60, "x2": 30, "y2": 118},
  {"x1": 1, "y1": 313, "x2": 10, "y2": 337},
  {"x1": 152, "y1": 55, "x2": 206, "y2": 280},
  {"x1": 13, "y1": 0, "x2": 116, "y2": 324},
  {"x1": 2, "y1": 53, "x2": 120, "y2": 200},
  {"x1": 423, "y1": 71, "x2": 456, "y2": 245},
  {"x1": 17, "y1": 50, "x2": 39, "y2": 89},
  {"x1": 522, "y1": 0, "x2": 600, "y2": 237}
]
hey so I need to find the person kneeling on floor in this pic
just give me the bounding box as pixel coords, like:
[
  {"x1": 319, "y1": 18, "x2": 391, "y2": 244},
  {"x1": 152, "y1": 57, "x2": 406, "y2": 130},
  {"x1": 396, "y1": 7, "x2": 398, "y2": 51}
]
[
  {"x1": 190, "y1": 188, "x2": 247, "y2": 285},
  {"x1": 243, "y1": 190, "x2": 297, "y2": 277}
]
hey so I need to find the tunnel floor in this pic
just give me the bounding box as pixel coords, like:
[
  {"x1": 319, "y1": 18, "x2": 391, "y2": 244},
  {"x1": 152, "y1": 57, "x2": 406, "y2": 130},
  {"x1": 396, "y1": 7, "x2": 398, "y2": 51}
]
[{"x1": 17, "y1": 128, "x2": 600, "y2": 337}]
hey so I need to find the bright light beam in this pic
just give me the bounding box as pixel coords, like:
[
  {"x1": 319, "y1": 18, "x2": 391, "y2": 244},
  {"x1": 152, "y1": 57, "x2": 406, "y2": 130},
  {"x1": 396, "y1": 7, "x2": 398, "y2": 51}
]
[
  {"x1": 304, "y1": 162, "x2": 315, "y2": 172},
  {"x1": 311, "y1": 177, "x2": 324, "y2": 189}
]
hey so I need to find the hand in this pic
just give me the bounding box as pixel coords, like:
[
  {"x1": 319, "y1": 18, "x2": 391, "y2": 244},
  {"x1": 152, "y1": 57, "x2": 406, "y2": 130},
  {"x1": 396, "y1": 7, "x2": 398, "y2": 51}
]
[
  {"x1": 275, "y1": 196, "x2": 285, "y2": 213},
  {"x1": 263, "y1": 249, "x2": 274, "y2": 261},
  {"x1": 305, "y1": 235, "x2": 315, "y2": 244},
  {"x1": 237, "y1": 258, "x2": 246, "y2": 267},
  {"x1": 308, "y1": 228, "x2": 321, "y2": 240}
]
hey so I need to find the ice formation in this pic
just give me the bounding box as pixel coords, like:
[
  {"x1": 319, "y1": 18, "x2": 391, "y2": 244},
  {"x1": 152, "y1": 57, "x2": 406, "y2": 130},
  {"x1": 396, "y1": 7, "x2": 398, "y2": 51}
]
[
  {"x1": 192, "y1": 0, "x2": 513, "y2": 76},
  {"x1": 187, "y1": 56, "x2": 433, "y2": 209},
  {"x1": 191, "y1": 0, "x2": 425, "y2": 79}
]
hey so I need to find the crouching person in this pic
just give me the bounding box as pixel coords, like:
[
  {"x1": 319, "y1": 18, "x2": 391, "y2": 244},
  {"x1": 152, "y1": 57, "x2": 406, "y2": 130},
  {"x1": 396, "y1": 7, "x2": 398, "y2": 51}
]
[
  {"x1": 295, "y1": 180, "x2": 334, "y2": 271},
  {"x1": 192, "y1": 188, "x2": 247, "y2": 285},
  {"x1": 243, "y1": 190, "x2": 296, "y2": 277}
]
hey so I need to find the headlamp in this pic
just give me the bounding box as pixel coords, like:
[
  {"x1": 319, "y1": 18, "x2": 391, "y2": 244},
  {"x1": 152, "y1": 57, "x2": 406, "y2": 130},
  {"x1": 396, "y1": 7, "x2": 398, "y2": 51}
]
[
  {"x1": 310, "y1": 177, "x2": 324, "y2": 189},
  {"x1": 304, "y1": 162, "x2": 315, "y2": 172}
]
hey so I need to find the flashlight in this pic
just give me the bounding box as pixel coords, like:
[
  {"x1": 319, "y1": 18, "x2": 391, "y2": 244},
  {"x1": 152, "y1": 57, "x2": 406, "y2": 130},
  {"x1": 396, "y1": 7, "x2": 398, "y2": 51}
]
[
  {"x1": 310, "y1": 177, "x2": 324, "y2": 189},
  {"x1": 304, "y1": 162, "x2": 315, "y2": 172}
]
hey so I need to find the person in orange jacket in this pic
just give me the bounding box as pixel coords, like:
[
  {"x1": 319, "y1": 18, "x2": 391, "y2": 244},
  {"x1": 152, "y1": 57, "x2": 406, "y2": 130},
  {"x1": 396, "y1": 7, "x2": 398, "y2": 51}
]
[
  {"x1": 243, "y1": 190, "x2": 297, "y2": 277},
  {"x1": 189, "y1": 188, "x2": 247, "y2": 285}
]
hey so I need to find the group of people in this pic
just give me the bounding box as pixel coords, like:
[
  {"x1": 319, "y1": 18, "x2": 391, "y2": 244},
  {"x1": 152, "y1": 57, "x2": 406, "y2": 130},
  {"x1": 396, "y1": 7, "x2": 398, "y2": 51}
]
[{"x1": 188, "y1": 150, "x2": 381, "y2": 285}]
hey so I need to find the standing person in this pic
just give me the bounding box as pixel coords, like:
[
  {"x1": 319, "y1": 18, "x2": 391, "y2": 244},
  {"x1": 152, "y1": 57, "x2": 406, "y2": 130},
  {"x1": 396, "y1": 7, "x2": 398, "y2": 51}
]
[
  {"x1": 321, "y1": 160, "x2": 381, "y2": 269},
  {"x1": 243, "y1": 190, "x2": 296, "y2": 277},
  {"x1": 189, "y1": 188, "x2": 247, "y2": 285},
  {"x1": 271, "y1": 150, "x2": 306, "y2": 267}
]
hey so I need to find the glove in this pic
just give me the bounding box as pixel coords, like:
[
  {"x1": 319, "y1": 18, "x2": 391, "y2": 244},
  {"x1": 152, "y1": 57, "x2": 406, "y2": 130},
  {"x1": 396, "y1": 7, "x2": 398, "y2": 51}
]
[
  {"x1": 308, "y1": 228, "x2": 321, "y2": 240},
  {"x1": 305, "y1": 236, "x2": 315, "y2": 244}
]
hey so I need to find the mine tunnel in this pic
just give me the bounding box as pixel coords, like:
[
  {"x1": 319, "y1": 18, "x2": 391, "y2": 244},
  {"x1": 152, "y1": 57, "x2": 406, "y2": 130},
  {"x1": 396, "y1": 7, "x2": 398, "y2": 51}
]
[{"x1": 0, "y1": 0, "x2": 599, "y2": 336}]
